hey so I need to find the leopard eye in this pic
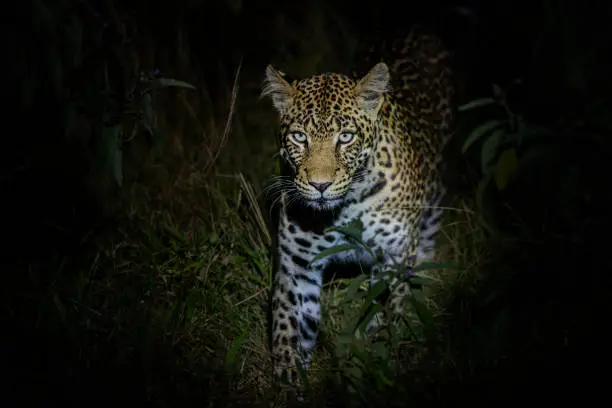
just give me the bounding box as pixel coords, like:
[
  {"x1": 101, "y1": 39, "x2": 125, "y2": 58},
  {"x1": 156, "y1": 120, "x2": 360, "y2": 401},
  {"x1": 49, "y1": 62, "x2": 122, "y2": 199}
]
[
  {"x1": 289, "y1": 131, "x2": 307, "y2": 144},
  {"x1": 338, "y1": 132, "x2": 355, "y2": 144}
]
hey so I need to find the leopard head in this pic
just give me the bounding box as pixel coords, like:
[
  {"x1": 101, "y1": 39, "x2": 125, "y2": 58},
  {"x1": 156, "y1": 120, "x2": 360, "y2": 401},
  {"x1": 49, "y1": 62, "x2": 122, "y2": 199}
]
[{"x1": 263, "y1": 63, "x2": 390, "y2": 210}]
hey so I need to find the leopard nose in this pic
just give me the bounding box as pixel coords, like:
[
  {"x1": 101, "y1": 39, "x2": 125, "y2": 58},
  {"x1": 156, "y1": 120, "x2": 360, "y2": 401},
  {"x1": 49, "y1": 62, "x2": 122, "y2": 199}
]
[{"x1": 309, "y1": 181, "x2": 332, "y2": 192}]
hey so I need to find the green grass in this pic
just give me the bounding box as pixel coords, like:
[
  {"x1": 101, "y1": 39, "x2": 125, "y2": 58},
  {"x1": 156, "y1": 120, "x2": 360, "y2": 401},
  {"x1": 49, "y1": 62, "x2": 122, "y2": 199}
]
[{"x1": 7, "y1": 50, "x2": 485, "y2": 407}]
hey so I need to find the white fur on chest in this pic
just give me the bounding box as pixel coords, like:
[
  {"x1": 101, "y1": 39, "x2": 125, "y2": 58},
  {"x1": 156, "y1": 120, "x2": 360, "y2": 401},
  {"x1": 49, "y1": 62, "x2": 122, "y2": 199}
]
[{"x1": 319, "y1": 196, "x2": 414, "y2": 268}]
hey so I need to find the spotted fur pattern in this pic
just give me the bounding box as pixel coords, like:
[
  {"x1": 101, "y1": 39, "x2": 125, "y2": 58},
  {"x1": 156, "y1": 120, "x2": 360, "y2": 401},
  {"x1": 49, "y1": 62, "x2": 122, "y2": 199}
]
[{"x1": 262, "y1": 26, "x2": 455, "y2": 385}]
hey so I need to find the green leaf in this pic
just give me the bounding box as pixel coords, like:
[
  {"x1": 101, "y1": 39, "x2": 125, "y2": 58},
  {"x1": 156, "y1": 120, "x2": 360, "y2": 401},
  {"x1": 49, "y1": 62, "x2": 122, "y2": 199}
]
[
  {"x1": 326, "y1": 218, "x2": 365, "y2": 244},
  {"x1": 238, "y1": 269, "x2": 268, "y2": 288},
  {"x1": 225, "y1": 328, "x2": 247, "y2": 367},
  {"x1": 153, "y1": 78, "x2": 196, "y2": 90},
  {"x1": 361, "y1": 280, "x2": 387, "y2": 310},
  {"x1": 457, "y1": 97, "x2": 496, "y2": 112},
  {"x1": 341, "y1": 274, "x2": 370, "y2": 304},
  {"x1": 350, "y1": 342, "x2": 370, "y2": 366},
  {"x1": 341, "y1": 293, "x2": 366, "y2": 319},
  {"x1": 346, "y1": 365, "x2": 364, "y2": 381},
  {"x1": 462, "y1": 119, "x2": 504, "y2": 153},
  {"x1": 338, "y1": 331, "x2": 354, "y2": 345},
  {"x1": 375, "y1": 367, "x2": 394, "y2": 387},
  {"x1": 480, "y1": 128, "x2": 505, "y2": 175},
  {"x1": 411, "y1": 261, "x2": 456, "y2": 273},
  {"x1": 407, "y1": 275, "x2": 435, "y2": 286},
  {"x1": 354, "y1": 280, "x2": 386, "y2": 331},
  {"x1": 409, "y1": 290, "x2": 435, "y2": 336},
  {"x1": 163, "y1": 224, "x2": 187, "y2": 243},
  {"x1": 335, "y1": 332, "x2": 353, "y2": 358},
  {"x1": 309, "y1": 243, "x2": 358, "y2": 266},
  {"x1": 355, "y1": 300, "x2": 382, "y2": 333},
  {"x1": 182, "y1": 261, "x2": 202, "y2": 273},
  {"x1": 371, "y1": 342, "x2": 389, "y2": 360},
  {"x1": 494, "y1": 148, "x2": 518, "y2": 191}
]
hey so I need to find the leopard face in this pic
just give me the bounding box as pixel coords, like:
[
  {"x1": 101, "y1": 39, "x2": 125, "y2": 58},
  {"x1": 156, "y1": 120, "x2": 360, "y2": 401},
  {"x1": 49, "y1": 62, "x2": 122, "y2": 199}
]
[{"x1": 263, "y1": 63, "x2": 390, "y2": 210}]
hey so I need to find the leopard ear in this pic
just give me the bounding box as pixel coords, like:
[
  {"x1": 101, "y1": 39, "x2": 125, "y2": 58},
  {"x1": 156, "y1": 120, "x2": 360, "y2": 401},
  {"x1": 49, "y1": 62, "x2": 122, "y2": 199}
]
[
  {"x1": 262, "y1": 65, "x2": 295, "y2": 113},
  {"x1": 354, "y1": 62, "x2": 390, "y2": 115}
]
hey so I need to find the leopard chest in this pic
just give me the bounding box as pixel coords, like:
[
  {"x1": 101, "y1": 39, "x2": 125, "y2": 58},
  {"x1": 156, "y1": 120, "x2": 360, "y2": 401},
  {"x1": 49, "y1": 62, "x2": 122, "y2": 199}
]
[{"x1": 325, "y1": 194, "x2": 417, "y2": 265}]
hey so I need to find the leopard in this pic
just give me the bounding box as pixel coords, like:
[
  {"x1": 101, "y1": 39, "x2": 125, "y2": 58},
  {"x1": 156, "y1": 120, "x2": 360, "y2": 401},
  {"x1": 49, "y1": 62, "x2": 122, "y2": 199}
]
[{"x1": 262, "y1": 25, "x2": 455, "y2": 385}]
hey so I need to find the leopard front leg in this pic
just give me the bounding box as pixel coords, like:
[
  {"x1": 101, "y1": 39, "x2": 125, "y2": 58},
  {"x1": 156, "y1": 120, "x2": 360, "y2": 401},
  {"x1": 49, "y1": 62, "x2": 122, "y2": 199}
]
[
  {"x1": 364, "y1": 256, "x2": 416, "y2": 334},
  {"x1": 364, "y1": 224, "x2": 420, "y2": 334},
  {"x1": 271, "y1": 242, "x2": 326, "y2": 385}
]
